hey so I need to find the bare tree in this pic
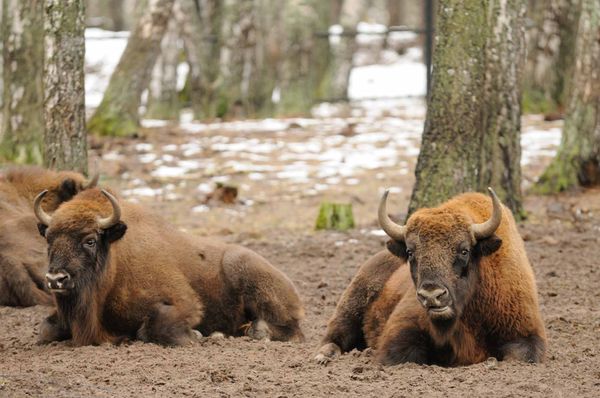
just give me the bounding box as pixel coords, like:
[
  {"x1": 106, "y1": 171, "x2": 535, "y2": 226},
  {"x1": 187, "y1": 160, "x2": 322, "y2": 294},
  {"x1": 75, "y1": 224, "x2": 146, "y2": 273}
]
[
  {"x1": 0, "y1": 0, "x2": 45, "y2": 164},
  {"x1": 409, "y1": 0, "x2": 527, "y2": 216},
  {"x1": 43, "y1": 0, "x2": 88, "y2": 173},
  {"x1": 87, "y1": 0, "x2": 176, "y2": 136},
  {"x1": 534, "y1": 0, "x2": 600, "y2": 192}
]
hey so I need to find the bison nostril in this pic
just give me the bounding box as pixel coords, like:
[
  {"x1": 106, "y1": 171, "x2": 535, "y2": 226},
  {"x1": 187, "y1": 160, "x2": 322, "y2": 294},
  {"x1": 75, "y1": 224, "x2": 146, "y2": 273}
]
[
  {"x1": 417, "y1": 286, "x2": 449, "y2": 304},
  {"x1": 45, "y1": 272, "x2": 71, "y2": 288}
]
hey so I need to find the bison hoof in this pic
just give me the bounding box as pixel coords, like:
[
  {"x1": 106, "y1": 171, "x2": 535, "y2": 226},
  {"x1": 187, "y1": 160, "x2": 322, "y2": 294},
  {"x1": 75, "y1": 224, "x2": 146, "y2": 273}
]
[
  {"x1": 246, "y1": 319, "x2": 271, "y2": 341},
  {"x1": 209, "y1": 331, "x2": 226, "y2": 339},
  {"x1": 192, "y1": 330, "x2": 203, "y2": 340},
  {"x1": 314, "y1": 342, "x2": 342, "y2": 365}
]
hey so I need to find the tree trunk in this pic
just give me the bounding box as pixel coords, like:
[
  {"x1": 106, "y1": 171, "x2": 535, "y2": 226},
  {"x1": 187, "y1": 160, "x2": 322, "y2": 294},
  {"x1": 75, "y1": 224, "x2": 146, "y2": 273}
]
[
  {"x1": 145, "y1": 16, "x2": 180, "y2": 121},
  {"x1": 522, "y1": 0, "x2": 579, "y2": 114},
  {"x1": 87, "y1": 0, "x2": 175, "y2": 136},
  {"x1": 0, "y1": 0, "x2": 45, "y2": 164},
  {"x1": 323, "y1": 0, "x2": 370, "y2": 100},
  {"x1": 176, "y1": 0, "x2": 223, "y2": 120},
  {"x1": 408, "y1": 0, "x2": 526, "y2": 217},
  {"x1": 534, "y1": 0, "x2": 600, "y2": 192},
  {"x1": 43, "y1": 0, "x2": 88, "y2": 173}
]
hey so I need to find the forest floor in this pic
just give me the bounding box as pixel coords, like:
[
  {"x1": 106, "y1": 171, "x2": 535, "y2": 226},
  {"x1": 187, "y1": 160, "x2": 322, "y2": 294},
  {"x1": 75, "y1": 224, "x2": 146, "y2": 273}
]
[{"x1": 1, "y1": 106, "x2": 598, "y2": 397}]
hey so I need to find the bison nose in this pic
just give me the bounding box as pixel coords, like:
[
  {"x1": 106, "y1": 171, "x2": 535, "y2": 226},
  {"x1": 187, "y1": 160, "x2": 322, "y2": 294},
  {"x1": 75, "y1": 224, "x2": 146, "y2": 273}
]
[
  {"x1": 417, "y1": 284, "x2": 449, "y2": 307},
  {"x1": 45, "y1": 272, "x2": 71, "y2": 290}
]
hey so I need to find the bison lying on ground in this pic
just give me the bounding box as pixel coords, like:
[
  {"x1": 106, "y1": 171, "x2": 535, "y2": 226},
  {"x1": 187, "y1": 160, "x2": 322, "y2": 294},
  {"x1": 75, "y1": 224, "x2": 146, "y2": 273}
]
[
  {"x1": 0, "y1": 166, "x2": 97, "y2": 307},
  {"x1": 316, "y1": 188, "x2": 546, "y2": 366},
  {"x1": 34, "y1": 188, "x2": 305, "y2": 346}
]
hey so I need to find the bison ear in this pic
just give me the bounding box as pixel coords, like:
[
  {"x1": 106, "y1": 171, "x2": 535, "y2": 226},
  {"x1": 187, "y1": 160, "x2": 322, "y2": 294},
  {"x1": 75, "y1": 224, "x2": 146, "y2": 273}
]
[
  {"x1": 37, "y1": 223, "x2": 48, "y2": 238},
  {"x1": 58, "y1": 178, "x2": 78, "y2": 202},
  {"x1": 386, "y1": 239, "x2": 408, "y2": 259},
  {"x1": 105, "y1": 221, "x2": 127, "y2": 243},
  {"x1": 475, "y1": 235, "x2": 502, "y2": 257}
]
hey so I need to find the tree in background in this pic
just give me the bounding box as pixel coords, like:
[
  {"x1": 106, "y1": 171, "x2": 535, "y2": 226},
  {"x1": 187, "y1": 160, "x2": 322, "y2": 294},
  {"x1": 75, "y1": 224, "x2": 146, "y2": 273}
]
[
  {"x1": 534, "y1": 0, "x2": 600, "y2": 193},
  {"x1": 145, "y1": 16, "x2": 180, "y2": 121},
  {"x1": 522, "y1": 0, "x2": 579, "y2": 115},
  {"x1": 43, "y1": 0, "x2": 88, "y2": 173},
  {"x1": 0, "y1": 0, "x2": 45, "y2": 164},
  {"x1": 409, "y1": 0, "x2": 527, "y2": 216},
  {"x1": 87, "y1": 0, "x2": 175, "y2": 136}
]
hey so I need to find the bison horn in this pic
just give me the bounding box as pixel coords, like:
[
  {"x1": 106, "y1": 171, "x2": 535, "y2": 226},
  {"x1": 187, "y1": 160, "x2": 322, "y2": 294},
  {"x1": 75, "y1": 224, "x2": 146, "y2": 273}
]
[
  {"x1": 471, "y1": 187, "x2": 502, "y2": 240},
  {"x1": 82, "y1": 172, "x2": 99, "y2": 189},
  {"x1": 97, "y1": 190, "x2": 121, "y2": 229},
  {"x1": 378, "y1": 189, "x2": 406, "y2": 241},
  {"x1": 33, "y1": 190, "x2": 53, "y2": 226}
]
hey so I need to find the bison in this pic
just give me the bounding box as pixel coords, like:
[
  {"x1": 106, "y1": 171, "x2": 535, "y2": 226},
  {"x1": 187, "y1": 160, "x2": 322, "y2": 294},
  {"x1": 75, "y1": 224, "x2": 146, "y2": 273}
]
[
  {"x1": 316, "y1": 188, "x2": 546, "y2": 366},
  {"x1": 34, "y1": 188, "x2": 305, "y2": 346},
  {"x1": 0, "y1": 166, "x2": 97, "y2": 307}
]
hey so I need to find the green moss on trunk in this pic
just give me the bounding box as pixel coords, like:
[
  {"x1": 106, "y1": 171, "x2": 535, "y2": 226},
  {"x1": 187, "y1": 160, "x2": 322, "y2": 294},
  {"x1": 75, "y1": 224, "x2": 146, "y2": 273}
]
[{"x1": 315, "y1": 202, "x2": 355, "y2": 231}]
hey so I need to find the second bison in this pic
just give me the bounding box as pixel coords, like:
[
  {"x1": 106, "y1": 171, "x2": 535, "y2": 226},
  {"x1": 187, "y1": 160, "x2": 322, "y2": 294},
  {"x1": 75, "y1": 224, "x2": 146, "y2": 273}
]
[
  {"x1": 316, "y1": 188, "x2": 546, "y2": 366},
  {"x1": 35, "y1": 188, "x2": 304, "y2": 346}
]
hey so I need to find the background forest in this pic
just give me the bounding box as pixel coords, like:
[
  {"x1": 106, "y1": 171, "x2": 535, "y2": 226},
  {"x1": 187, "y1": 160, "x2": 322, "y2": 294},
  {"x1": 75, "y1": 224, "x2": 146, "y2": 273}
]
[{"x1": 0, "y1": 0, "x2": 599, "y2": 396}]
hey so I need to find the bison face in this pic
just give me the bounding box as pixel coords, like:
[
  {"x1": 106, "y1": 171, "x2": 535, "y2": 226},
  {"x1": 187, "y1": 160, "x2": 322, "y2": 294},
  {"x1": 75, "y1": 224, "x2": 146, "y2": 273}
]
[
  {"x1": 379, "y1": 188, "x2": 503, "y2": 328},
  {"x1": 35, "y1": 189, "x2": 126, "y2": 295},
  {"x1": 404, "y1": 227, "x2": 502, "y2": 325}
]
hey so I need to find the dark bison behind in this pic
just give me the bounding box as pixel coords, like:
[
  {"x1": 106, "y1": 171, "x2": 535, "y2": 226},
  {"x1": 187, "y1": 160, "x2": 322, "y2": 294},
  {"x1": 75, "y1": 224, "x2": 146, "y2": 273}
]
[
  {"x1": 316, "y1": 188, "x2": 546, "y2": 366},
  {"x1": 35, "y1": 188, "x2": 305, "y2": 346}
]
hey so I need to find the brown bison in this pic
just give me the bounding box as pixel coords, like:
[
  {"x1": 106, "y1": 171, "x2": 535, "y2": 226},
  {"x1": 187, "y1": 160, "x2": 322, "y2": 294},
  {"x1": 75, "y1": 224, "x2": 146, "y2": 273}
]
[
  {"x1": 316, "y1": 188, "x2": 546, "y2": 366},
  {"x1": 34, "y1": 188, "x2": 304, "y2": 346},
  {"x1": 0, "y1": 166, "x2": 97, "y2": 307}
]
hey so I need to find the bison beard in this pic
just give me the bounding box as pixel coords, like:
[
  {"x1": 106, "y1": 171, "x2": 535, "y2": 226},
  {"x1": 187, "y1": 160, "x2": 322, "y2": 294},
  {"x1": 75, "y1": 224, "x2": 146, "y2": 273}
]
[
  {"x1": 36, "y1": 188, "x2": 305, "y2": 346},
  {"x1": 316, "y1": 188, "x2": 546, "y2": 366}
]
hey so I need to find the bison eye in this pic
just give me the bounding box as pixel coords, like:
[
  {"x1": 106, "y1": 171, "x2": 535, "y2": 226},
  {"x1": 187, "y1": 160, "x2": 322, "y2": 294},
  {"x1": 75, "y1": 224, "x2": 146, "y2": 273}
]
[
  {"x1": 460, "y1": 249, "x2": 470, "y2": 256},
  {"x1": 84, "y1": 238, "x2": 96, "y2": 248},
  {"x1": 406, "y1": 249, "x2": 414, "y2": 259}
]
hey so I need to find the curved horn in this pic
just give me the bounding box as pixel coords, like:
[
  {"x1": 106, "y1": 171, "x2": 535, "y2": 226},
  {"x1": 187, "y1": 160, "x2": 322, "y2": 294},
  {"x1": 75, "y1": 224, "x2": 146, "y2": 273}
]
[
  {"x1": 82, "y1": 172, "x2": 99, "y2": 189},
  {"x1": 97, "y1": 190, "x2": 121, "y2": 229},
  {"x1": 471, "y1": 187, "x2": 502, "y2": 240},
  {"x1": 33, "y1": 190, "x2": 53, "y2": 226},
  {"x1": 378, "y1": 189, "x2": 407, "y2": 241}
]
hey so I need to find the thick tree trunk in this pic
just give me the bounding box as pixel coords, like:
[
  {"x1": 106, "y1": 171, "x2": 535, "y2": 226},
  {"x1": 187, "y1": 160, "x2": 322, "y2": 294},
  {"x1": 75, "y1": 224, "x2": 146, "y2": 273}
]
[
  {"x1": 408, "y1": 0, "x2": 526, "y2": 216},
  {"x1": 145, "y1": 16, "x2": 180, "y2": 120},
  {"x1": 0, "y1": 0, "x2": 45, "y2": 164},
  {"x1": 43, "y1": 0, "x2": 88, "y2": 173},
  {"x1": 534, "y1": 0, "x2": 600, "y2": 192},
  {"x1": 522, "y1": 0, "x2": 579, "y2": 114},
  {"x1": 87, "y1": 0, "x2": 175, "y2": 136}
]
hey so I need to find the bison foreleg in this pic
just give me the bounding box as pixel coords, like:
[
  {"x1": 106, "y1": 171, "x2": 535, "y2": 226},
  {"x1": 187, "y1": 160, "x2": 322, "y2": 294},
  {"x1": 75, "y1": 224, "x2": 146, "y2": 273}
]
[
  {"x1": 37, "y1": 312, "x2": 71, "y2": 344},
  {"x1": 500, "y1": 334, "x2": 546, "y2": 363},
  {"x1": 136, "y1": 302, "x2": 197, "y2": 346},
  {"x1": 375, "y1": 327, "x2": 433, "y2": 365}
]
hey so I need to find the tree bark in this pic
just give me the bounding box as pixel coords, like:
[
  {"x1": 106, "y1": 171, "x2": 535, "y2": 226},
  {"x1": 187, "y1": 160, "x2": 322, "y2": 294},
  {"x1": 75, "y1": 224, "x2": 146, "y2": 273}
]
[
  {"x1": 145, "y1": 15, "x2": 180, "y2": 121},
  {"x1": 43, "y1": 0, "x2": 88, "y2": 173},
  {"x1": 87, "y1": 0, "x2": 175, "y2": 136},
  {"x1": 0, "y1": 0, "x2": 45, "y2": 164},
  {"x1": 534, "y1": 0, "x2": 600, "y2": 192},
  {"x1": 522, "y1": 0, "x2": 579, "y2": 114},
  {"x1": 408, "y1": 0, "x2": 526, "y2": 216}
]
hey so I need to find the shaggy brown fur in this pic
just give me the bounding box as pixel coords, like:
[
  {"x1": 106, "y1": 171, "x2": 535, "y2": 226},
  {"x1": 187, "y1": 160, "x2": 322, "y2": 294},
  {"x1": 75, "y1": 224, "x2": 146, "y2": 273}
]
[
  {"x1": 38, "y1": 188, "x2": 305, "y2": 346},
  {"x1": 0, "y1": 166, "x2": 94, "y2": 307},
  {"x1": 316, "y1": 192, "x2": 546, "y2": 366}
]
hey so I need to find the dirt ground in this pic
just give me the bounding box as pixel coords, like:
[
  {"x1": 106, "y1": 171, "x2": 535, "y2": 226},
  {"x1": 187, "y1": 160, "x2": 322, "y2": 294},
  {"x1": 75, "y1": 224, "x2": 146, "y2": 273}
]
[{"x1": 1, "y1": 113, "x2": 598, "y2": 397}]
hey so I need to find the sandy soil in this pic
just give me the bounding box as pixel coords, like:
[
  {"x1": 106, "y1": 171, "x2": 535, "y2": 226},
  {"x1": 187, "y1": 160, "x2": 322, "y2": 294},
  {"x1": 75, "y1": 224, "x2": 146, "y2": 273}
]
[{"x1": 1, "y1": 117, "x2": 598, "y2": 397}]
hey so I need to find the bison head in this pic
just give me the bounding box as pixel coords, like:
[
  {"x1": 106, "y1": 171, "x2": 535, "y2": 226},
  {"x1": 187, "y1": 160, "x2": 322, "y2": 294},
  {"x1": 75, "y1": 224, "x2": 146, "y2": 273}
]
[
  {"x1": 34, "y1": 189, "x2": 126, "y2": 295},
  {"x1": 40, "y1": 171, "x2": 99, "y2": 212},
  {"x1": 379, "y1": 188, "x2": 503, "y2": 328}
]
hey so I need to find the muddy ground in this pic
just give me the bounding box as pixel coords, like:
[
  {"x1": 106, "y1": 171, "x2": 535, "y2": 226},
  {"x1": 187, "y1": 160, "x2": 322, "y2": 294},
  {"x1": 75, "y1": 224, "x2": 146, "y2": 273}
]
[{"x1": 0, "y1": 113, "x2": 598, "y2": 397}]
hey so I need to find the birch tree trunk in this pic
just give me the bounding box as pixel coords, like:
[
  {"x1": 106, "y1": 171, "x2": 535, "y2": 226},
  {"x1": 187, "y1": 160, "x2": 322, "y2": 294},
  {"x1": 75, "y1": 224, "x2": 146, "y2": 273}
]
[
  {"x1": 87, "y1": 0, "x2": 176, "y2": 136},
  {"x1": 408, "y1": 0, "x2": 526, "y2": 216},
  {"x1": 0, "y1": 0, "x2": 45, "y2": 164},
  {"x1": 534, "y1": 0, "x2": 600, "y2": 192},
  {"x1": 145, "y1": 16, "x2": 180, "y2": 120},
  {"x1": 43, "y1": 0, "x2": 88, "y2": 173}
]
